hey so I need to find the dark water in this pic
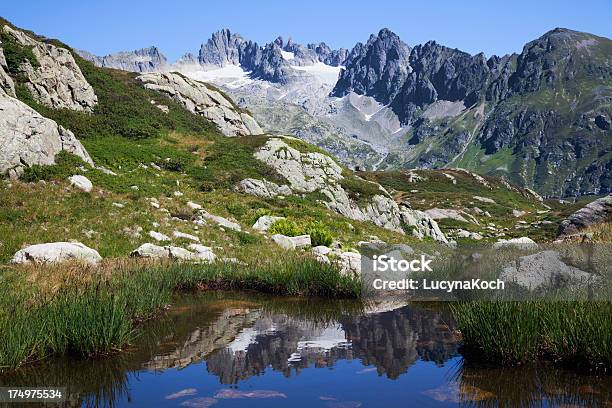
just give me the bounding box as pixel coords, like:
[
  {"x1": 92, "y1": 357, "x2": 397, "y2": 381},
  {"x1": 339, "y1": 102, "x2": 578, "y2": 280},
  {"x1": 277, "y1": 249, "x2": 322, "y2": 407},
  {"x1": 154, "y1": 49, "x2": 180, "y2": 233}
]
[{"x1": 1, "y1": 292, "x2": 610, "y2": 408}]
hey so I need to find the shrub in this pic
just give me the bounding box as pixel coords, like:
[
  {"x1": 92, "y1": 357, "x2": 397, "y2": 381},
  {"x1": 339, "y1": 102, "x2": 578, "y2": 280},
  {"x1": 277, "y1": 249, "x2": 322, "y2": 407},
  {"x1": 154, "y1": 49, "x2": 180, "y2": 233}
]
[
  {"x1": 306, "y1": 221, "x2": 333, "y2": 246},
  {"x1": 269, "y1": 219, "x2": 303, "y2": 236},
  {"x1": 21, "y1": 151, "x2": 87, "y2": 182}
]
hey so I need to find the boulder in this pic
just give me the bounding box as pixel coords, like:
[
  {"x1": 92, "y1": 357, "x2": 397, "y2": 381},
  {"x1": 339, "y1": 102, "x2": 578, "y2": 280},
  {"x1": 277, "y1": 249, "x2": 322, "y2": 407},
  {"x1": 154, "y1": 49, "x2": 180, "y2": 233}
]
[
  {"x1": 424, "y1": 208, "x2": 469, "y2": 223},
  {"x1": 130, "y1": 243, "x2": 215, "y2": 263},
  {"x1": 557, "y1": 195, "x2": 612, "y2": 238},
  {"x1": 187, "y1": 201, "x2": 202, "y2": 210},
  {"x1": 11, "y1": 242, "x2": 102, "y2": 264},
  {"x1": 187, "y1": 244, "x2": 216, "y2": 263},
  {"x1": 401, "y1": 208, "x2": 449, "y2": 244},
  {"x1": 252, "y1": 215, "x2": 285, "y2": 232},
  {"x1": 173, "y1": 231, "x2": 200, "y2": 242},
  {"x1": 500, "y1": 250, "x2": 598, "y2": 290},
  {"x1": 338, "y1": 252, "x2": 361, "y2": 277},
  {"x1": 0, "y1": 88, "x2": 93, "y2": 178},
  {"x1": 137, "y1": 72, "x2": 262, "y2": 136},
  {"x1": 68, "y1": 175, "x2": 93, "y2": 192},
  {"x1": 198, "y1": 211, "x2": 241, "y2": 232},
  {"x1": 473, "y1": 196, "x2": 495, "y2": 204},
  {"x1": 271, "y1": 234, "x2": 311, "y2": 250},
  {"x1": 130, "y1": 243, "x2": 168, "y2": 259},
  {"x1": 492, "y1": 237, "x2": 538, "y2": 250},
  {"x1": 149, "y1": 231, "x2": 171, "y2": 242},
  {"x1": 3, "y1": 26, "x2": 97, "y2": 111}
]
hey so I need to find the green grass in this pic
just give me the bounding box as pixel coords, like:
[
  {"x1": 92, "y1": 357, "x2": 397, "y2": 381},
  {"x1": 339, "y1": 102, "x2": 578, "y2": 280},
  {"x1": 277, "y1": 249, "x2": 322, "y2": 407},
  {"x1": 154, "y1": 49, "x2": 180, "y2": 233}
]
[
  {"x1": 0, "y1": 255, "x2": 360, "y2": 372},
  {"x1": 452, "y1": 301, "x2": 612, "y2": 370}
]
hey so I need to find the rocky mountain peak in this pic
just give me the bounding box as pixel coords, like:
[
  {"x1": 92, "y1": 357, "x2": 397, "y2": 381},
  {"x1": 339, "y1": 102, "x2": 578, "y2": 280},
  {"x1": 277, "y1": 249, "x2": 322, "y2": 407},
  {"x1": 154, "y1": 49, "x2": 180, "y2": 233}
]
[
  {"x1": 77, "y1": 45, "x2": 168, "y2": 72},
  {"x1": 332, "y1": 27, "x2": 411, "y2": 103}
]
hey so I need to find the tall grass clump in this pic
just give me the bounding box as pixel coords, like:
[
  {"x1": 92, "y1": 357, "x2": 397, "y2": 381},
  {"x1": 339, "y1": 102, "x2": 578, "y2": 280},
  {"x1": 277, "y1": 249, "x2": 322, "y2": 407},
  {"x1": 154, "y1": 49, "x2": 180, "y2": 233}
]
[
  {"x1": 452, "y1": 301, "x2": 612, "y2": 370},
  {"x1": 0, "y1": 254, "x2": 359, "y2": 372}
]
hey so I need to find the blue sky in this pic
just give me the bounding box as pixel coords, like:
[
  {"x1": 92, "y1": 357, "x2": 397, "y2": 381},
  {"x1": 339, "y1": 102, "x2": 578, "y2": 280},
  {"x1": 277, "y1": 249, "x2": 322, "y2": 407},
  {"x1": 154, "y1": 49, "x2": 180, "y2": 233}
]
[{"x1": 3, "y1": 0, "x2": 611, "y2": 61}]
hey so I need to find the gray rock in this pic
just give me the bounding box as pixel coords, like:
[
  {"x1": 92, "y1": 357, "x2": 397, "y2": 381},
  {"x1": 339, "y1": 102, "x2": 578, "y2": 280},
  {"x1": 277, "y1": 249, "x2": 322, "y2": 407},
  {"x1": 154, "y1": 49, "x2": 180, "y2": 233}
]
[
  {"x1": 271, "y1": 234, "x2": 311, "y2": 250},
  {"x1": 130, "y1": 243, "x2": 216, "y2": 263},
  {"x1": 252, "y1": 215, "x2": 285, "y2": 232},
  {"x1": 77, "y1": 46, "x2": 167, "y2": 72},
  {"x1": 0, "y1": 89, "x2": 93, "y2": 178},
  {"x1": 338, "y1": 252, "x2": 362, "y2": 277},
  {"x1": 557, "y1": 195, "x2": 612, "y2": 238},
  {"x1": 492, "y1": 237, "x2": 538, "y2": 250},
  {"x1": 198, "y1": 210, "x2": 241, "y2": 231},
  {"x1": 173, "y1": 231, "x2": 200, "y2": 242},
  {"x1": 500, "y1": 250, "x2": 597, "y2": 290},
  {"x1": 12, "y1": 242, "x2": 102, "y2": 264},
  {"x1": 3, "y1": 26, "x2": 97, "y2": 112},
  {"x1": 68, "y1": 175, "x2": 93, "y2": 192},
  {"x1": 138, "y1": 72, "x2": 262, "y2": 136},
  {"x1": 149, "y1": 231, "x2": 171, "y2": 242},
  {"x1": 237, "y1": 178, "x2": 293, "y2": 198},
  {"x1": 130, "y1": 243, "x2": 169, "y2": 259}
]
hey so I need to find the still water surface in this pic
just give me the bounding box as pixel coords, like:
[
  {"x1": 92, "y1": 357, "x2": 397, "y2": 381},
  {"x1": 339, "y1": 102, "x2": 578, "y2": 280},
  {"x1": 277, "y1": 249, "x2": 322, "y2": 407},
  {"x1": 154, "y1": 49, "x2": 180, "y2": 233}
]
[{"x1": 1, "y1": 292, "x2": 610, "y2": 407}]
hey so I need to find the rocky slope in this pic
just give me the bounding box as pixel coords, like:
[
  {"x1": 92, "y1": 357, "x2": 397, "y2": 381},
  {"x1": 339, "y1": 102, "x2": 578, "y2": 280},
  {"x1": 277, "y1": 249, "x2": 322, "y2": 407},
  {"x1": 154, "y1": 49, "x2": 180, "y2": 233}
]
[
  {"x1": 0, "y1": 21, "x2": 95, "y2": 177},
  {"x1": 77, "y1": 46, "x2": 167, "y2": 72},
  {"x1": 2, "y1": 25, "x2": 97, "y2": 111},
  {"x1": 137, "y1": 72, "x2": 263, "y2": 136}
]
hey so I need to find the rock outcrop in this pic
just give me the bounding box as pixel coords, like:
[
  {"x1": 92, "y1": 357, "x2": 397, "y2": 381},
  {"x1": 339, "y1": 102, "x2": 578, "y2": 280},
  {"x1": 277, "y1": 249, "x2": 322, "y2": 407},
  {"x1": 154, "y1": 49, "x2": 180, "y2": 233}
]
[
  {"x1": 2, "y1": 25, "x2": 97, "y2": 112},
  {"x1": 0, "y1": 88, "x2": 93, "y2": 178},
  {"x1": 500, "y1": 250, "x2": 597, "y2": 290},
  {"x1": 557, "y1": 195, "x2": 612, "y2": 239},
  {"x1": 77, "y1": 46, "x2": 167, "y2": 72},
  {"x1": 236, "y1": 178, "x2": 293, "y2": 198},
  {"x1": 250, "y1": 138, "x2": 448, "y2": 243},
  {"x1": 138, "y1": 72, "x2": 263, "y2": 136},
  {"x1": 11, "y1": 242, "x2": 102, "y2": 264}
]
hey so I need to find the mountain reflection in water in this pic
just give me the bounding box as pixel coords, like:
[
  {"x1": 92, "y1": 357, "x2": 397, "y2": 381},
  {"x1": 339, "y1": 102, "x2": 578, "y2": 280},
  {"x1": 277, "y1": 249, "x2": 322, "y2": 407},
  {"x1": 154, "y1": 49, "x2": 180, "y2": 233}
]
[{"x1": 0, "y1": 292, "x2": 609, "y2": 408}]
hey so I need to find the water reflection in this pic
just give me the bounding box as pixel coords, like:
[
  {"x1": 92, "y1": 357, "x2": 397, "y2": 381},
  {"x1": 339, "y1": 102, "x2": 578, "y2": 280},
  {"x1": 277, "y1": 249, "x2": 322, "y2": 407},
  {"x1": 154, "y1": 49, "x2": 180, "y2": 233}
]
[{"x1": 0, "y1": 292, "x2": 609, "y2": 408}]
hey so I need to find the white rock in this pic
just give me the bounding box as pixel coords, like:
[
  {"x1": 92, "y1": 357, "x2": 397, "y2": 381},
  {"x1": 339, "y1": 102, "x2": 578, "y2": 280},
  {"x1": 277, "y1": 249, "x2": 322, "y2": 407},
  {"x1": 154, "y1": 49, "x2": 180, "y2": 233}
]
[
  {"x1": 112, "y1": 202, "x2": 125, "y2": 208},
  {"x1": 512, "y1": 209, "x2": 526, "y2": 217},
  {"x1": 501, "y1": 250, "x2": 597, "y2": 290},
  {"x1": 12, "y1": 242, "x2": 102, "y2": 264},
  {"x1": 130, "y1": 243, "x2": 168, "y2": 258},
  {"x1": 187, "y1": 244, "x2": 216, "y2": 263},
  {"x1": 187, "y1": 201, "x2": 202, "y2": 210},
  {"x1": 173, "y1": 191, "x2": 183, "y2": 197},
  {"x1": 68, "y1": 175, "x2": 93, "y2": 192},
  {"x1": 149, "y1": 231, "x2": 171, "y2": 242},
  {"x1": 173, "y1": 231, "x2": 200, "y2": 242},
  {"x1": 291, "y1": 234, "x2": 312, "y2": 249},
  {"x1": 338, "y1": 252, "x2": 361, "y2": 277},
  {"x1": 272, "y1": 234, "x2": 296, "y2": 250},
  {"x1": 492, "y1": 237, "x2": 538, "y2": 250},
  {"x1": 199, "y1": 211, "x2": 241, "y2": 231},
  {"x1": 252, "y1": 215, "x2": 285, "y2": 232},
  {"x1": 473, "y1": 196, "x2": 496, "y2": 204}
]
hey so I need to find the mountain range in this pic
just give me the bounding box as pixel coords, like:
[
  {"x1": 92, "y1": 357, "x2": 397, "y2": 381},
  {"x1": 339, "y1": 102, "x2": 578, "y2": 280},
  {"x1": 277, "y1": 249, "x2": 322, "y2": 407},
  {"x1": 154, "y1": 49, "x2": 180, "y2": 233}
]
[{"x1": 35, "y1": 27, "x2": 612, "y2": 198}]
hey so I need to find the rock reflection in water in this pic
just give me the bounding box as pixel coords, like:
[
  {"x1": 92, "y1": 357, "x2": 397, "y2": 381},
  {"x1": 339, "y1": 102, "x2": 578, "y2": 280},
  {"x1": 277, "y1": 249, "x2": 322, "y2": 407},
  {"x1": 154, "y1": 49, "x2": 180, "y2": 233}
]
[
  {"x1": 204, "y1": 303, "x2": 458, "y2": 384},
  {"x1": 0, "y1": 292, "x2": 609, "y2": 408}
]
